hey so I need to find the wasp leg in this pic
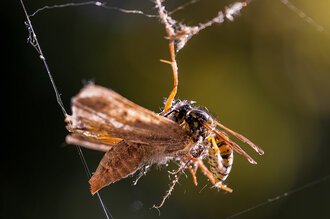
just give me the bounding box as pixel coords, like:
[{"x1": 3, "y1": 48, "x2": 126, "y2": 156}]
[
  {"x1": 213, "y1": 182, "x2": 233, "y2": 193},
  {"x1": 180, "y1": 156, "x2": 198, "y2": 186},
  {"x1": 186, "y1": 163, "x2": 198, "y2": 186},
  {"x1": 207, "y1": 136, "x2": 225, "y2": 173},
  {"x1": 185, "y1": 155, "x2": 215, "y2": 185},
  {"x1": 196, "y1": 158, "x2": 215, "y2": 185},
  {"x1": 161, "y1": 41, "x2": 178, "y2": 114},
  {"x1": 193, "y1": 161, "x2": 198, "y2": 173},
  {"x1": 207, "y1": 135, "x2": 233, "y2": 193},
  {"x1": 177, "y1": 139, "x2": 194, "y2": 153},
  {"x1": 169, "y1": 155, "x2": 198, "y2": 186}
]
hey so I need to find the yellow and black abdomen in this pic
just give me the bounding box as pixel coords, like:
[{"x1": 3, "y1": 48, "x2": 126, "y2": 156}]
[{"x1": 208, "y1": 140, "x2": 234, "y2": 184}]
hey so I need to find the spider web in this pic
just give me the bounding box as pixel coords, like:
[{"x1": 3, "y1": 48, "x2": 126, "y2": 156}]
[{"x1": 18, "y1": 0, "x2": 330, "y2": 218}]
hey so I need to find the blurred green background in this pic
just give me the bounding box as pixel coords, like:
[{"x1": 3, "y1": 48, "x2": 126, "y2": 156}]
[{"x1": 5, "y1": 0, "x2": 330, "y2": 218}]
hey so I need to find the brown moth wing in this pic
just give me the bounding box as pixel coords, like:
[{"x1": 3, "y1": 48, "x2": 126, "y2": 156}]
[
  {"x1": 67, "y1": 84, "x2": 189, "y2": 151},
  {"x1": 66, "y1": 134, "x2": 113, "y2": 152},
  {"x1": 88, "y1": 140, "x2": 149, "y2": 194}
]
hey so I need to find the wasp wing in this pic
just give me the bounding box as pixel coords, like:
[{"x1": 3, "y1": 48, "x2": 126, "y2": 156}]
[
  {"x1": 214, "y1": 120, "x2": 264, "y2": 155},
  {"x1": 66, "y1": 84, "x2": 190, "y2": 151},
  {"x1": 202, "y1": 122, "x2": 260, "y2": 164}
]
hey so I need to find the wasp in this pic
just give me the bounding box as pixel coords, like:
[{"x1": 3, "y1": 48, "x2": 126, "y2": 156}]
[{"x1": 65, "y1": 44, "x2": 264, "y2": 205}]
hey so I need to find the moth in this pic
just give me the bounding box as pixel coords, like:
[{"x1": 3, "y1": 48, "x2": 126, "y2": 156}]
[{"x1": 65, "y1": 83, "x2": 264, "y2": 196}]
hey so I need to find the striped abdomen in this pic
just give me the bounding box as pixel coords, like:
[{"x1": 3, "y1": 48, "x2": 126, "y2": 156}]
[
  {"x1": 208, "y1": 140, "x2": 234, "y2": 184},
  {"x1": 89, "y1": 141, "x2": 147, "y2": 194}
]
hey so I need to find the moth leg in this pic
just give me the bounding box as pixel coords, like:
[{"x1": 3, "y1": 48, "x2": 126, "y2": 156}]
[{"x1": 161, "y1": 41, "x2": 178, "y2": 114}]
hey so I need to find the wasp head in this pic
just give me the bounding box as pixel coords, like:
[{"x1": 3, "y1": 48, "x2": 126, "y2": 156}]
[
  {"x1": 165, "y1": 100, "x2": 214, "y2": 141},
  {"x1": 164, "y1": 100, "x2": 192, "y2": 124},
  {"x1": 186, "y1": 108, "x2": 213, "y2": 136}
]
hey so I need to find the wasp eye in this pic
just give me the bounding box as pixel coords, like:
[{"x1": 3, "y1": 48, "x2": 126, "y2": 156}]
[
  {"x1": 189, "y1": 110, "x2": 210, "y2": 122},
  {"x1": 206, "y1": 117, "x2": 214, "y2": 125}
]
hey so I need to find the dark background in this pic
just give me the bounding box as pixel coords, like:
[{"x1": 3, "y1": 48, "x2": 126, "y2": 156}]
[{"x1": 5, "y1": 0, "x2": 330, "y2": 218}]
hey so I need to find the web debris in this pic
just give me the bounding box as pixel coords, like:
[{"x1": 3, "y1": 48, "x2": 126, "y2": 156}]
[
  {"x1": 279, "y1": 0, "x2": 329, "y2": 36},
  {"x1": 225, "y1": 174, "x2": 330, "y2": 219},
  {"x1": 153, "y1": 172, "x2": 181, "y2": 209},
  {"x1": 19, "y1": 1, "x2": 113, "y2": 219},
  {"x1": 155, "y1": 0, "x2": 249, "y2": 52},
  {"x1": 29, "y1": 0, "x2": 250, "y2": 53},
  {"x1": 152, "y1": 0, "x2": 250, "y2": 207},
  {"x1": 29, "y1": 1, "x2": 157, "y2": 18}
]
